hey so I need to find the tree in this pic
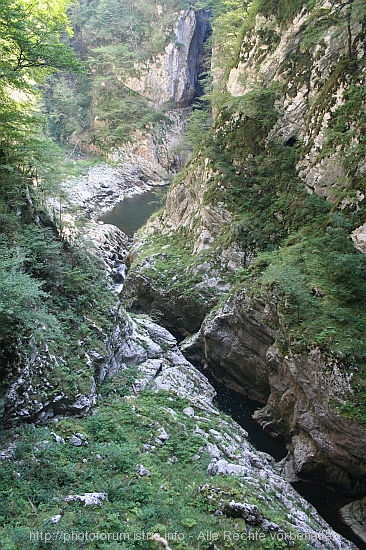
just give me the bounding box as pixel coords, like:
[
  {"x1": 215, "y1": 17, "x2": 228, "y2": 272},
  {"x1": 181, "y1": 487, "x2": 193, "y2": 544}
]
[
  {"x1": 0, "y1": 0, "x2": 80, "y2": 89},
  {"x1": 0, "y1": 0, "x2": 81, "y2": 175}
]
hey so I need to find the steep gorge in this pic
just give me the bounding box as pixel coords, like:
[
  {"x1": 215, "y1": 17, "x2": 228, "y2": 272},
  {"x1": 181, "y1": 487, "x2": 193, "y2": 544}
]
[
  {"x1": 124, "y1": 0, "x2": 366, "y2": 525},
  {"x1": 1, "y1": 0, "x2": 366, "y2": 548}
]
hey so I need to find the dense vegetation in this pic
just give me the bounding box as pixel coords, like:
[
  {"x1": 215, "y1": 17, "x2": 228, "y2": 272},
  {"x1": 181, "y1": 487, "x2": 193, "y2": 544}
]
[
  {"x1": 0, "y1": 0, "x2": 118, "y2": 416},
  {"x1": 43, "y1": 0, "x2": 224, "y2": 150},
  {"x1": 1, "y1": 0, "x2": 365, "y2": 546},
  {"x1": 206, "y1": 0, "x2": 366, "y2": 421},
  {"x1": 0, "y1": 2, "x2": 308, "y2": 549},
  {"x1": 1, "y1": 383, "x2": 318, "y2": 550}
]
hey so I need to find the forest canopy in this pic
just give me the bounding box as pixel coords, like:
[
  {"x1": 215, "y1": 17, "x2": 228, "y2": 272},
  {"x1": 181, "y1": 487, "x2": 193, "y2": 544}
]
[{"x1": 0, "y1": 0, "x2": 81, "y2": 172}]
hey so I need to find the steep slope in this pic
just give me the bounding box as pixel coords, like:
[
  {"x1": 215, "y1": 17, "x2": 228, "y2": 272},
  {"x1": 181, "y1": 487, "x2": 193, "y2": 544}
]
[
  {"x1": 124, "y1": 0, "x2": 366, "y2": 499},
  {"x1": 44, "y1": 1, "x2": 211, "y2": 170},
  {"x1": 0, "y1": 1, "x2": 364, "y2": 547}
]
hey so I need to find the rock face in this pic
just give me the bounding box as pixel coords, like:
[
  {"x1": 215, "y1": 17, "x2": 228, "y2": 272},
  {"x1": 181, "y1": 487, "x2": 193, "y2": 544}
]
[
  {"x1": 254, "y1": 346, "x2": 366, "y2": 493},
  {"x1": 340, "y1": 497, "x2": 366, "y2": 545},
  {"x1": 120, "y1": 110, "x2": 192, "y2": 172},
  {"x1": 84, "y1": 222, "x2": 129, "y2": 290},
  {"x1": 124, "y1": 0, "x2": 366, "y2": 506},
  {"x1": 181, "y1": 290, "x2": 366, "y2": 495},
  {"x1": 3, "y1": 336, "x2": 97, "y2": 424},
  {"x1": 62, "y1": 156, "x2": 168, "y2": 223},
  {"x1": 125, "y1": 10, "x2": 211, "y2": 107},
  {"x1": 123, "y1": 269, "x2": 213, "y2": 334},
  {"x1": 146, "y1": 158, "x2": 246, "y2": 266},
  {"x1": 114, "y1": 8, "x2": 211, "y2": 176},
  {"x1": 111, "y1": 325, "x2": 357, "y2": 549},
  {"x1": 1, "y1": 313, "x2": 357, "y2": 549},
  {"x1": 183, "y1": 291, "x2": 276, "y2": 402},
  {"x1": 225, "y1": 2, "x2": 365, "y2": 202}
]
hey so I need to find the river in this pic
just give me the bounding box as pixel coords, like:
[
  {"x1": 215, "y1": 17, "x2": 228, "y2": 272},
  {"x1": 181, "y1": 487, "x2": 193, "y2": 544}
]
[
  {"x1": 103, "y1": 188, "x2": 364, "y2": 549},
  {"x1": 99, "y1": 188, "x2": 164, "y2": 237}
]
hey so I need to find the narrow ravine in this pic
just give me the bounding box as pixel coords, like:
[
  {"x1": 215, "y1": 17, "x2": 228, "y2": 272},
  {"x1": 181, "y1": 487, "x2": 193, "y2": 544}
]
[
  {"x1": 195, "y1": 363, "x2": 365, "y2": 550},
  {"x1": 109, "y1": 190, "x2": 365, "y2": 550}
]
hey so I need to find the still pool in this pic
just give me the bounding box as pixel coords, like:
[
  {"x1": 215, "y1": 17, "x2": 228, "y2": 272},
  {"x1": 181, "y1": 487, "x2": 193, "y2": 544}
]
[{"x1": 99, "y1": 188, "x2": 164, "y2": 237}]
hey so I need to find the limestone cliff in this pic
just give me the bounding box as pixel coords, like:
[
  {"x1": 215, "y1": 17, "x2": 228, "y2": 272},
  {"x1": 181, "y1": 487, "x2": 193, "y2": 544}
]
[
  {"x1": 125, "y1": 9, "x2": 210, "y2": 107},
  {"x1": 225, "y1": 0, "x2": 365, "y2": 203},
  {"x1": 124, "y1": 0, "x2": 366, "y2": 507},
  {"x1": 120, "y1": 9, "x2": 211, "y2": 172}
]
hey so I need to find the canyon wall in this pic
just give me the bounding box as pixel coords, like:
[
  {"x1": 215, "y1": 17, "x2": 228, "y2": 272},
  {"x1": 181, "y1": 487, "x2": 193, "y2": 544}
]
[{"x1": 125, "y1": 0, "x2": 366, "y2": 499}]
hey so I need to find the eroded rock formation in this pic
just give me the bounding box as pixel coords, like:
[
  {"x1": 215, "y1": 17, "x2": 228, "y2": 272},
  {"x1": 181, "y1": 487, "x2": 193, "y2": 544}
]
[
  {"x1": 125, "y1": 10, "x2": 210, "y2": 107},
  {"x1": 124, "y1": 0, "x2": 366, "y2": 517}
]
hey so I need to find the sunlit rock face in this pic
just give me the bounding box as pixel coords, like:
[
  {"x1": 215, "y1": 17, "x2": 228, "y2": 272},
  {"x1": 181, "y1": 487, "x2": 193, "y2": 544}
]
[
  {"x1": 225, "y1": 1, "x2": 365, "y2": 202},
  {"x1": 125, "y1": 9, "x2": 211, "y2": 107},
  {"x1": 123, "y1": 0, "x2": 366, "y2": 503}
]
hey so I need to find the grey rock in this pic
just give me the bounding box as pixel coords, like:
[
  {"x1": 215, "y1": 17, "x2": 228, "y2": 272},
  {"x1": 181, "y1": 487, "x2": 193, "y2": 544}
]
[
  {"x1": 69, "y1": 434, "x2": 88, "y2": 447},
  {"x1": 155, "y1": 426, "x2": 169, "y2": 445},
  {"x1": 137, "y1": 464, "x2": 151, "y2": 477},
  {"x1": 142, "y1": 444, "x2": 156, "y2": 452},
  {"x1": 50, "y1": 515, "x2": 62, "y2": 524},
  {"x1": 65, "y1": 493, "x2": 108, "y2": 507},
  {"x1": 207, "y1": 459, "x2": 248, "y2": 477},
  {"x1": 340, "y1": 497, "x2": 366, "y2": 544},
  {"x1": 125, "y1": 10, "x2": 210, "y2": 107},
  {"x1": 224, "y1": 500, "x2": 263, "y2": 524},
  {"x1": 50, "y1": 432, "x2": 65, "y2": 445},
  {"x1": 69, "y1": 436, "x2": 82, "y2": 447}
]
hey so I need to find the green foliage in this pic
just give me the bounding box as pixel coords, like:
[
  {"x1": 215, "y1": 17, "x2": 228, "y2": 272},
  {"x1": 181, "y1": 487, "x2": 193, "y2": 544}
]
[
  {"x1": 0, "y1": 0, "x2": 81, "y2": 90},
  {"x1": 210, "y1": 0, "x2": 247, "y2": 77},
  {"x1": 236, "y1": 213, "x2": 366, "y2": 422},
  {"x1": 255, "y1": 0, "x2": 308, "y2": 23},
  {"x1": 0, "y1": 246, "x2": 57, "y2": 340},
  {"x1": 44, "y1": 72, "x2": 92, "y2": 142},
  {"x1": 174, "y1": 103, "x2": 213, "y2": 156},
  {"x1": 190, "y1": 72, "x2": 366, "y2": 421},
  {"x1": 0, "y1": 166, "x2": 117, "y2": 405},
  {"x1": 0, "y1": 0, "x2": 82, "y2": 191},
  {"x1": 43, "y1": 0, "x2": 218, "y2": 149},
  {"x1": 202, "y1": 88, "x2": 328, "y2": 253},
  {"x1": 0, "y1": 389, "x2": 311, "y2": 549}
]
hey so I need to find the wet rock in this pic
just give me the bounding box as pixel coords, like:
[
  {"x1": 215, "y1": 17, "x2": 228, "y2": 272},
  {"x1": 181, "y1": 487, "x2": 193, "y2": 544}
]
[
  {"x1": 183, "y1": 287, "x2": 366, "y2": 495},
  {"x1": 254, "y1": 346, "x2": 366, "y2": 494},
  {"x1": 62, "y1": 159, "x2": 168, "y2": 223}
]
